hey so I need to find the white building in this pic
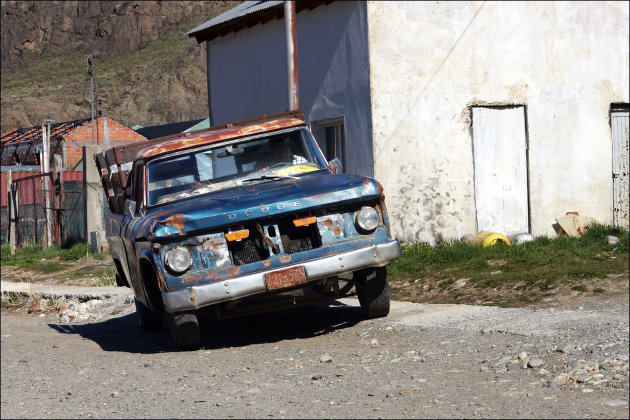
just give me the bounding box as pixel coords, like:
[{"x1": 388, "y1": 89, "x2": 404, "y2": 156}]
[{"x1": 188, "y1": 1, "x2": 630, "y2": 244}]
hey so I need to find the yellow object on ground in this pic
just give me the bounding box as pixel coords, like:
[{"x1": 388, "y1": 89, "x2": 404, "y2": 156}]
[{"x1": 473, "y1": 231, "x2": 511, "y2": 247}]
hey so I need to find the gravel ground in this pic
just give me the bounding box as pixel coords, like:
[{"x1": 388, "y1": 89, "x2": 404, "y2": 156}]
[{"x1": 1, "y1": 286, "x2": 628, "y2": 419}]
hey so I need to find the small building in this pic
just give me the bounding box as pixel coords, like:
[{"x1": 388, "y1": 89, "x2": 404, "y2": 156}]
[
  {"x1": 187, "y1": 0, "x2": 629, "y2": 243},
  {"x1": 1, "y1": 116, "x2": 147, "y2": 170}
]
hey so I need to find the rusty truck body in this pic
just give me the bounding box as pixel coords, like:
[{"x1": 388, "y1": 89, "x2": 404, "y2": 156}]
[{"x1": 95, "y1": 110, "x2": 401, "y2": 349}]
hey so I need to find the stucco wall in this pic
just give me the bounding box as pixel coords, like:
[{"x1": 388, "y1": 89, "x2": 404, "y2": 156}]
[
  {"x1": 367, "y1": 1, "x2": 630, "y2": 244},
  {"x1": 207, "y1": 1, "x2": 374, "y2": 176}
]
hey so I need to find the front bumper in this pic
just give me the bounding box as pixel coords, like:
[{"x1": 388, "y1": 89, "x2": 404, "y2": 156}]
[{"x1": 162, "y1": 239, "x2": 401, "y2": 313}]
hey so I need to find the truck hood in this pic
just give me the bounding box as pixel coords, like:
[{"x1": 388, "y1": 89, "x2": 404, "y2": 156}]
[{"x1": 138, "y1": 172, "x2": 383, "y2": 239}]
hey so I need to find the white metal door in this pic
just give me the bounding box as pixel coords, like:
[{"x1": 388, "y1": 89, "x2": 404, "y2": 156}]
[
  {"x1": 472, "y1": 107, "x2": 529, "y2": 236},
  {"x1": 611, "y1": 110, "x2": 629, "y2": 229}
]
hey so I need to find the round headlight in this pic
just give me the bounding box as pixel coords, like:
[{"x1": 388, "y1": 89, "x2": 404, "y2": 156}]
[
  {"x1": 165, "y1": 246, "x2": 192, "y2": 274},
  {"x1": 355, "y1": 206, "x2": 380, "y2": 232}
]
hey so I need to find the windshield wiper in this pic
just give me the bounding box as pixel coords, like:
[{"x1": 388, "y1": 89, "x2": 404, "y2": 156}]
[{"x1": 241, "y1": 174, "x2": 298, "y2": 183}]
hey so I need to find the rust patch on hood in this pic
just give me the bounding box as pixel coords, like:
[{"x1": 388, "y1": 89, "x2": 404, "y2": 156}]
[{"x1": 162, "y1": 214, "x2": 187, "y2": 234}]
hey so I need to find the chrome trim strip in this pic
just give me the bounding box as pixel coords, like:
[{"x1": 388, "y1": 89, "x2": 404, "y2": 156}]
[{"x1": 162, "y1": 239, "x2": 401, "y2": 313}]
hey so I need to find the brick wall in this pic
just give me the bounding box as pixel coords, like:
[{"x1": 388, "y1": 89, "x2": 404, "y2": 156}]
[{"x1": 63, "y1": 117, "x2": 147, "y2": 169}]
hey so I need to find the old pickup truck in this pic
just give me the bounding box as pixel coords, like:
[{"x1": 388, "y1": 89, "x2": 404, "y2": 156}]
[{"x1": 95, "y1": 110, "x2": 401, "y2": 349}]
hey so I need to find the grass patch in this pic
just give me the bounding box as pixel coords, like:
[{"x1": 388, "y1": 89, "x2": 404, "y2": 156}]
[
  {"x1": 1, "y1": 243, "x2": 94, "y2": 273},
  {"x1": 388, "y1": 224, "x2": 629, "y2": 305}
]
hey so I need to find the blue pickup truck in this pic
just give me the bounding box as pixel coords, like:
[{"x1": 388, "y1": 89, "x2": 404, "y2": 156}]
[{"x1": 95, "y1": 111, "x2": 400, "y2": 349}]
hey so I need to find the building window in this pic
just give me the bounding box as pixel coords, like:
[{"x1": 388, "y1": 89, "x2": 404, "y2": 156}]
[{"x1": 312, "y1": 117, "x2": 346, "y2": 171}]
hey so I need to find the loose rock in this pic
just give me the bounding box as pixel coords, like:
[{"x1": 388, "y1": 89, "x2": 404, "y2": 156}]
[{"x1": 320, "y1": 354, "x2": 333, "y2": 363}]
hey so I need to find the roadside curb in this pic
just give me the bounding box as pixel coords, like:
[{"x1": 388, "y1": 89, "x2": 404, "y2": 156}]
[{"x1": 1, "y1": 281, "x2": 134, "y2": 302}]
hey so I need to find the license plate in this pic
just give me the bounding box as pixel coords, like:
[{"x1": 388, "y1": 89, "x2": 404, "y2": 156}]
[{"x1": 265, "y1": 266, "x2": 307, "y2": 290}]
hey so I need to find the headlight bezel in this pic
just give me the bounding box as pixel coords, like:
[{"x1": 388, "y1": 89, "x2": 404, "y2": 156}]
[
  {"x1": 354, "y1": 206, "x2": 380, "y2": 233},
  {"x1": 164, "y1": 246, "x2": 193, "y2": 274}
]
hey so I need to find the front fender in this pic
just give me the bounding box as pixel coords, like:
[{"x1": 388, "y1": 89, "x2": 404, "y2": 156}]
[{"x1": 137, "y1": 246, "x2": 166, "y2": 312}]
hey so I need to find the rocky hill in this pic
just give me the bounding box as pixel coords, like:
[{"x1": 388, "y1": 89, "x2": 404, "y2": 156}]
[{"x1": 0, "y1": 0, "x2": 235, "y2": 132}]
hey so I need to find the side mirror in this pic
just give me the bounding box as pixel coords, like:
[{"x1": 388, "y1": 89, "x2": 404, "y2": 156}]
[
  {"x1": 124, "y1": 199, "x2": 137, "y2": 217},
  {"x1": 328, "y1": 157, "x2": 343, "y2": 174}
]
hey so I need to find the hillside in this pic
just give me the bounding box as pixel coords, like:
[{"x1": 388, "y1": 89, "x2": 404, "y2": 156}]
[{"x1": 0, "y1": 0, "x2": 236, "y2": 132}]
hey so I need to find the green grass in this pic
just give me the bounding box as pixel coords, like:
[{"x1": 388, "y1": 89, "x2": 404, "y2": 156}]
[
  {"x1": 1, "y1": 243, "x2": 92, "y2": 272},
  {"x1": 389, "y1": 224, "x2": 629, "y2": 293}
]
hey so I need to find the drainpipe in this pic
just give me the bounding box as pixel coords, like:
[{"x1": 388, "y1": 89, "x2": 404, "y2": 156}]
[
  {"x1": 284, "y1": 0, "x2": 299, "y2": 111},
  {"x1": 206, "y1": 40, "x2": 214, "y2": 126}
]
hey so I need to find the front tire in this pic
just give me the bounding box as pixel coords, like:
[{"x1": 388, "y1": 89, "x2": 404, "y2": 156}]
[
  {"x1": 354, "y1": 266, "x2": 390, "y2": 318},
  {"x1": 167, "y1": 312, "x2": 200, "y2": 350},
  {"x1": 134, "y1": 299, "x2": 163, "y2": 332}
]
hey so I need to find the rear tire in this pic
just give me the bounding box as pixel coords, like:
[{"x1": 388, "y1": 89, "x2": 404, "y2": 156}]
[
  {"x1": 167, "y1": 312, "x2": 200, "y2": 350},
  {"x1": 134, "y1": 299, "x2": 163, "y2": 332},
  {"x1": 115, "y1": 274, "x2": 126, "y2": 287},
  {"x1": 354, "y1": 266, "x2": 390, "y2": 318}
]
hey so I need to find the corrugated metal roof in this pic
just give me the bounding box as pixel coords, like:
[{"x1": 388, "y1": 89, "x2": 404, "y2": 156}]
[
  {"x1": 1, "y1": 118, "x2": 91, "y2": 145},
  {"x1": 186, "y1": 1, "x2": 283, "y2": 38}
]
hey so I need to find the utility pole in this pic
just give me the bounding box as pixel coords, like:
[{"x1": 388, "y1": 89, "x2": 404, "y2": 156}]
[
  {"x1": 87, "y1": 54, "x2": 95, "y2": 144},
  {"x1": 284, "y1": 0, "x2": 299, "y2": 111}
]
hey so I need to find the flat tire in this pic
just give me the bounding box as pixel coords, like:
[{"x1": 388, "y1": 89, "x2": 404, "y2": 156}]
[
  {"x1": 167, "y1": 312, "x2": 200, "y2": 350},
  {"x1": 354, "y1": 266, "x2": 390, "y2": 318}
]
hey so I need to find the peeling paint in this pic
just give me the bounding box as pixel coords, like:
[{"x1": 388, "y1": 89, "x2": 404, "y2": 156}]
[
  {"x1": 162, "y1": 214, "x2": 187, "y2": 234},
  {"x1": 182, "y1": 274, "x2": 203, "y2": 284},
  {"x1": 136, "y1": 118, "x2": 306, "y2": 160}
]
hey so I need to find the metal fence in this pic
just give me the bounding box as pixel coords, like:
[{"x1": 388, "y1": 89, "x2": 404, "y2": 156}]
[
  {"x1": 2, "y1": 170, "x2": 86, "y2": 248},
  {"x1": 11, "y1": 173, "x2": 50, "y2": 246},
  {"x1": 61, "y1": 178, "x2": 86, "y2": 246}
]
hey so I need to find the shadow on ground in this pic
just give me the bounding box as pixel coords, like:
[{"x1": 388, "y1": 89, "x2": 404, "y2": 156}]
[{"x1": 48, "y1": 300, "x2": 364, "y2": 354}]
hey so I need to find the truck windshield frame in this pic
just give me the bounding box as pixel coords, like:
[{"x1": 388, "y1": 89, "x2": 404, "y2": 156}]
[{"x1": 145, "y1": 127, "x2": 329, "y2": 207}]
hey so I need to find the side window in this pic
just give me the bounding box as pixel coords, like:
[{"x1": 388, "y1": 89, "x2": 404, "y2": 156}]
[{"x1": 312, "y1": 116, "x2": 346, "y2": 172}]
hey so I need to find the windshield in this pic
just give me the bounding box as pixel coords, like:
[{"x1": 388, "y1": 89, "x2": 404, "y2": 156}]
[{"x1": 146, "y1": 128, "x2": 328, "y2": 206}]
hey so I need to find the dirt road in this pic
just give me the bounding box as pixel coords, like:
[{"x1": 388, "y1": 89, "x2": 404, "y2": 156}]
[{"x1": 1, "y1": 293, "x2": 628, "y2": 419}]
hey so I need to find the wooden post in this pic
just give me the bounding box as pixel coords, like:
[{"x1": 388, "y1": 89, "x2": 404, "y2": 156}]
[
  {"x1": 12, "y1": 178, "x2": 20, "y2": 251},
  {"x1": 7, "y1": 171, "x2": 17, "y2": 254},
  {"x1": 53, "y1": 154, "x2": 64, "y2": 246},
  {"x1": 42, "y1": 122, "x2": 53, "y2": 247},
  {"x1": 32, "y1": 177, "x2": 38, "y2": 245}
]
